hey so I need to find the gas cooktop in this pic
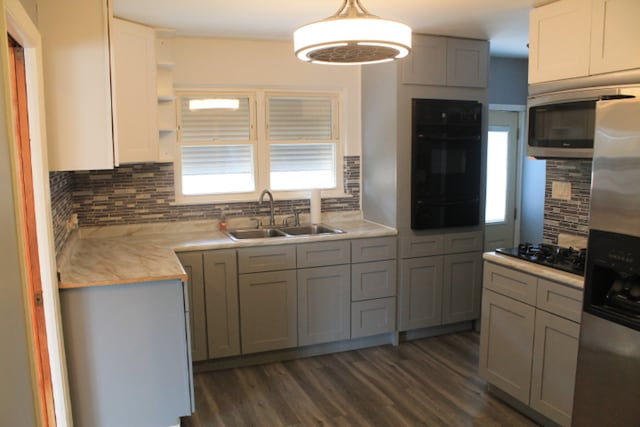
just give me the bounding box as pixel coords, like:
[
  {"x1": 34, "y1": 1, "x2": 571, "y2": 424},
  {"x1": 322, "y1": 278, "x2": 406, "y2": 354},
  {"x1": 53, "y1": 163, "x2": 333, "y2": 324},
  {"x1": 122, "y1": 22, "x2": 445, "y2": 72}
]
[{"x1": 496, "y1": 243, "x2": 586, "y2": 276}]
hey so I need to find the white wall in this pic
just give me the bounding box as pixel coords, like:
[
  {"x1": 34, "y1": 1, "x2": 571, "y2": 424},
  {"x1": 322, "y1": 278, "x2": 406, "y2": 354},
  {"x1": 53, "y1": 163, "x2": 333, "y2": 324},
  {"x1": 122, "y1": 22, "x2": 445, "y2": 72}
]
[
  {"x1": 18, "y1": 0, "x2": 33, "y2": 22},
  {"x1": 171, "y1": 37, "x2": 362, "y2": 156}
]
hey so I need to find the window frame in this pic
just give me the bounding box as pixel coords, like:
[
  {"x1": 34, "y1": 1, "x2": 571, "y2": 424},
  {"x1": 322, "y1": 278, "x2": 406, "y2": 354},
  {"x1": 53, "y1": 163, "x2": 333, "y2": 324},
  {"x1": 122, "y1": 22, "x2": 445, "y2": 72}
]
[{"x1": 174, "y1": 88, "x2": 346, "y2": 204}]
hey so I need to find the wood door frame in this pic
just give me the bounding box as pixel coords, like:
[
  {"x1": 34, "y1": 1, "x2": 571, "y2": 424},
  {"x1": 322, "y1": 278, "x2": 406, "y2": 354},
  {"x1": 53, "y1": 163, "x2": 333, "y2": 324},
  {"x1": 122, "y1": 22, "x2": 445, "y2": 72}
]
[
  {"x1": 8, "y1": 34, "x2": 55, "y2": 427},
  {"x1": 3, "y1": 0, "x2": 72, "y2": 425}
]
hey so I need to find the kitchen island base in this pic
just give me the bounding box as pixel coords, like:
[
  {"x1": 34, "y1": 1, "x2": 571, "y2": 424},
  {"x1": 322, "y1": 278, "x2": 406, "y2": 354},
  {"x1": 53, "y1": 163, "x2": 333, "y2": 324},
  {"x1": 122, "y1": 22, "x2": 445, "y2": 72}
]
[{"x1": 61, "y1": 279, "x2": 193, "y2": 427}]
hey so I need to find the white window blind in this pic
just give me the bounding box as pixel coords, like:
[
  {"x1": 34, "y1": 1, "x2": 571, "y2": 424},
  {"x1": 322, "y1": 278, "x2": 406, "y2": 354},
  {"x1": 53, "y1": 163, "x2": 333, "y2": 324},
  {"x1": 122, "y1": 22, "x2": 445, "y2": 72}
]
[
  {"x1": 181, "y1": 145, "x2": 255, "y2": 195},
  {"x1": 268, "y1": 97, "x2": 334, "y2": 140},
  {"x1": 270, "y1": 144, "x2": 336, "y2": 190},
  {"x1": 178, "y1": 94, "x2": 255, "y2": 195},
  {"x1": 267, "y1": 95, "x2": 338, "y2": 191},
  {"x1": 180, "y1": 96, "x2": 251, "y2": 142}
]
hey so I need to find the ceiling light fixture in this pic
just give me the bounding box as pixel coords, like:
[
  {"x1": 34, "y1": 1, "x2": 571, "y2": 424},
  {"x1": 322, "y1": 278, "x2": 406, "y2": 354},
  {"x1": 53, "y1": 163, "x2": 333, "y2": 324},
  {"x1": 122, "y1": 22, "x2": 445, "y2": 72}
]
[{"x1": 293, "y1": 0, "x2": 412, "y2": 65}]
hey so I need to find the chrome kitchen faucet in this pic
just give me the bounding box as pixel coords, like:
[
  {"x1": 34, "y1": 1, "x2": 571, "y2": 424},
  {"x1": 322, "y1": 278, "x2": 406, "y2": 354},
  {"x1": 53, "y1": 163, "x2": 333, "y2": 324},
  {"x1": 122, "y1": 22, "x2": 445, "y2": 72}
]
[{"x1": 259, "y1": 189, "x2": 275, "y2": 226}]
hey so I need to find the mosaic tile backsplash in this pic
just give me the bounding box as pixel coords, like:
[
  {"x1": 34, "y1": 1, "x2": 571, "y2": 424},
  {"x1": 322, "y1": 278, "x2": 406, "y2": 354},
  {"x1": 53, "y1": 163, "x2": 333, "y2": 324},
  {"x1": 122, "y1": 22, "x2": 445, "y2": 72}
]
[
  {"x1": 49, "y1": 171, "x2": 74, "y2": 255},
  {"x1": 49, "y1": 156, "x2": 361, "y2": 252},
  {"x1": 543, "y1": 159, "x2": 592, "y2": 245}
]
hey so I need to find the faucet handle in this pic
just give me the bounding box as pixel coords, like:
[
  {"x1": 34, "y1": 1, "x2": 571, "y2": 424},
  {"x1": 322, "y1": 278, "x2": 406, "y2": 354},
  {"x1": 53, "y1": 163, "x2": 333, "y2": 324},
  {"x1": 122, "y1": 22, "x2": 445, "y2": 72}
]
[
  {"x1": 283, "y1": 209, "x2": 301, "y2": 226},
  {"x1": 249, "y1": 217, "x2": 261, "y2": 229}
]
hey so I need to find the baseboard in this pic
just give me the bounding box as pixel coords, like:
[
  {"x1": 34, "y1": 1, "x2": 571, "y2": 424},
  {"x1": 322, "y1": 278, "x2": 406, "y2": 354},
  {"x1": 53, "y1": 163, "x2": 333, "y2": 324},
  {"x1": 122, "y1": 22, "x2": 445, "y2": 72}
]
[
  {"x1": 194, "y1": 333, "x2": 396, "y2": 373},
  {"x1": 487, "y1": 384, "x2": 561, "y2": 427},
  {"x1": 400, "y1": 321, "x2": 474, "y2": 341},
  {"x1": 194, "y1": 322, "x2": 477, "y2": 373}
]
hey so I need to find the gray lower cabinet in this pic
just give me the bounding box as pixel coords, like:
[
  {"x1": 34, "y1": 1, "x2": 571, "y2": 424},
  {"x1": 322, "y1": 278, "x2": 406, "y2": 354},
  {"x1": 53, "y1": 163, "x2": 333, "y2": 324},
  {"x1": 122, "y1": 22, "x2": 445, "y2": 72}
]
[
  {"x1": 479, "y1": 261, "x2": 582, "y2": 427},
  {"x1": 177, "y1": 251, "x2": 207, "y2": 362},
  {"x1": 479, "y1": 289, "x2": 535, "y2": 404},
  {"x1": 351, "y1": 260, "x2": 397, "y2": 301},
  {"x1": 399, "y1": 256, "x2": 444, "y2": 330},
  {"x1": 203, "y1": 250, "x2": 240, "y2": 358},
  {"x1": 238, "y1": 244, "x2": 296, "y2": 273},
  {"x1": 350, "y1": 237, "x2": 398, "y2": 337},
  {"x1": 398, "y1": 230, "x2": 483, "y2": 332},
  {"x1": 530, "y1": 310, "x2": 580, "y2": 426},
  {"x1": 239, "y1": 270, "x2": 298, "y2": 354},
  {"x1": 351, "y1": 297, "x2": 396, "y2": 338},
  {"x1": 178, "y1": 250, "x2": 240, "y2": 360},
  {"x1": 297, "y1": 265, "x2": 351, "y2": 346},
  {"x1": 297, "y1": 240, "x2": 350, "y2": 268},
  {"x1": 60, "y1": 280, "x2": 193, "y2": 427},
  {"x1": 442, "y1": 252, "x2": 482, "y2": 324},
  {"x1": 184, "y1": 237, "x2": 399, "y2": 360}
]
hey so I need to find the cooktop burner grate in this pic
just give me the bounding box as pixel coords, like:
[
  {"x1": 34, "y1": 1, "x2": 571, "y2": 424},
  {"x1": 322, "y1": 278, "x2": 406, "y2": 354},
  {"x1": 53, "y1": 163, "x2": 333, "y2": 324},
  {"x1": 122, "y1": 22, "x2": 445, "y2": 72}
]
[{"x1": 496, "y1": 243, "x2": 586, "y2": 276}]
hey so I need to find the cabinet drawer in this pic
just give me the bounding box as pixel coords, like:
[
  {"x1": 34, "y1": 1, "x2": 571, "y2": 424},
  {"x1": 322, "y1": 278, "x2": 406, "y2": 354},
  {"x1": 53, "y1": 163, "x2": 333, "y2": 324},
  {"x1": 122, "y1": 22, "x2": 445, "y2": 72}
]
[
  {"x1": 351, "y1": 237, "x2": 397, "y2": 263},
  {"x1": 351, "y1": 260, "x2": 397, "y2": 301},
  {"x1": 351, "y1": 297, "x2": 396, "y2": 338},
  {"x1": 483, "y1": 262, "x2": 537, "y2": 305},
  {"x1": 443, "y1": 231, "x2": 483, "y2": 254},
  {"x1": 399, "y1": 233, "x2": 444, "y2": 259},
  {"x1": 297, "y1": 240, "x2": 350, "y2": 268},
  {"x1": 238, "y1": 245, "x2": 296, "y2": 274},
  {"x1": 537, "y1": 279, "x2": 583, "y2": 323}
]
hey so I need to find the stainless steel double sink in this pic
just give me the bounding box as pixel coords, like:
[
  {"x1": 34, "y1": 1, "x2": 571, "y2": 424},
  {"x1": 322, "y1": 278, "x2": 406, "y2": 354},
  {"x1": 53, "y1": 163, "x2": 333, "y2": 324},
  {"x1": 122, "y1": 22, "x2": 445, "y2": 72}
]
[{"x1": 225, "y1": 224, "x2": 345, "y2": 240}]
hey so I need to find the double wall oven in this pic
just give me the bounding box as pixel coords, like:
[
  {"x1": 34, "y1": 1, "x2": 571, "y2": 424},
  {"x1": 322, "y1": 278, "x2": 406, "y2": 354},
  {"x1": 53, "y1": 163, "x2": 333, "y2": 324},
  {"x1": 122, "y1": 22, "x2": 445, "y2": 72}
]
[{"x1": 411, "y1": 98, "x2": 482, "y2": 230}]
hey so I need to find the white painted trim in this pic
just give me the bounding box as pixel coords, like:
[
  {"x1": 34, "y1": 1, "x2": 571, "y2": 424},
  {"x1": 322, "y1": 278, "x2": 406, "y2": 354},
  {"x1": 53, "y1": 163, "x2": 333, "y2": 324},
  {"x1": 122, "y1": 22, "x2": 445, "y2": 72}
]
[
  {"x1": 5, "y1": 0, "x2": 73, "y2": 425},
  {"x1": 488, "y1": 104, "x2": 526, "y2": 246}
]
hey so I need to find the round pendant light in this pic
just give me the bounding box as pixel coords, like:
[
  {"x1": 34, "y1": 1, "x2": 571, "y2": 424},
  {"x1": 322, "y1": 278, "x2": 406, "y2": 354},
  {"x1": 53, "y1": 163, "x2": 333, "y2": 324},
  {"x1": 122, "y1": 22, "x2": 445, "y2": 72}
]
[{"x1": 294, "y1": 0, "x2": 412, "y2": 65}]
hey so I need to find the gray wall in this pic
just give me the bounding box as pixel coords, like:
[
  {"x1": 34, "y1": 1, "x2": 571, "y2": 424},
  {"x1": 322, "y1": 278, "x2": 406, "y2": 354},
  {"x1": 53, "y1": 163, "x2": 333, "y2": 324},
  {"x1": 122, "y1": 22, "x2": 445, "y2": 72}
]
[
  {"x1": 0, "y1": 39, "x2": 39, "y2": 427},
  {"x1": 489, "y1": 57, "x2": 545, "y2": 244},
  {"x1": 489, "y1": 57, "x2": 529, "y2": 105},
  {"x1": 362, "y1": 61, "x2": 398, "y2": 227}
]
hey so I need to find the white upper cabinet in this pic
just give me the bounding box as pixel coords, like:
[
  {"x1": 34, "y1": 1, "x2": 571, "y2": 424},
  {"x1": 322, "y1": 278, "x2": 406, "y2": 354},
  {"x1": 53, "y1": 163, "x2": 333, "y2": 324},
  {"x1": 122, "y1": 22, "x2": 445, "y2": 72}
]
[
  {"x1": 111, "y1": 18, "x2": 158, "y2": 164},
  {"x1": 39, "y1": 0, "x2": 115, "y2": 171},
  {"x1": 528, "y1": 0, "x2": 592, "y2": 84},
  {"x1": 589, "y1": 0, "x2": 640, "y2": 75},
  {"x1": 401, "y1": 35, "x2": 488, "y2": 88},
  {"x1": 529, "y1": 0, "x2": 640, "y2": 84},
  {"x1": 40, "y1": 0, "x2": 165, "y2": 170}
]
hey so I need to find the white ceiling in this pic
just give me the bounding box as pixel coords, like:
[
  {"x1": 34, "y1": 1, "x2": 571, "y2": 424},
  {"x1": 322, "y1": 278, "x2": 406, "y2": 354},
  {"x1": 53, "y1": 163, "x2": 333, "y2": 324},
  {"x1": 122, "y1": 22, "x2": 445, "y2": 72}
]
[{"x1": 113, "y1": 0, "x2": 547, "y2": 58}]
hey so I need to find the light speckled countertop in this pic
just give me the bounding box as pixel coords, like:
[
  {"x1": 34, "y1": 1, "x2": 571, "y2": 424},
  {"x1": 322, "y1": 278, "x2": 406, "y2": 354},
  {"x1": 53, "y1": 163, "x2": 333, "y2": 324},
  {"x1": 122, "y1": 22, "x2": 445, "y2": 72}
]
[
  {"x1": 483, "y1": 251, "x2": 584, "y2": 290},
  {"x1": 57, "y1": 213, "x2": 397, "y2": 289}
]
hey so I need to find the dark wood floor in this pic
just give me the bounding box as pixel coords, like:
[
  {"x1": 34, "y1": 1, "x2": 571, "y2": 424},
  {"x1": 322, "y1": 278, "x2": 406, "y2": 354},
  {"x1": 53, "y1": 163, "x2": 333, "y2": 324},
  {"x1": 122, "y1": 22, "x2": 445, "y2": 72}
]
[{"x1": 181, "y1": 332, "x2": 537, "y2": 426}]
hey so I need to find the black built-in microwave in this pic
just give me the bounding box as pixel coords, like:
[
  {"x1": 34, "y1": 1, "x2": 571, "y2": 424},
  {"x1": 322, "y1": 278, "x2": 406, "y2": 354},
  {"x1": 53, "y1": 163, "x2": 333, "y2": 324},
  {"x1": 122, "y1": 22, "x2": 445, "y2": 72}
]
[{"x1": 411, "y1": 98, "x2": 482, "y2": 230}]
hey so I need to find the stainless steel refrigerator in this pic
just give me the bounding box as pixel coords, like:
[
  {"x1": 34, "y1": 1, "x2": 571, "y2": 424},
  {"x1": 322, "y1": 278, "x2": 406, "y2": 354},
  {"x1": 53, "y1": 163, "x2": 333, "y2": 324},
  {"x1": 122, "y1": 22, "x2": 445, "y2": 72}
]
[{"x1": 572, "y1": 98, "x2": 640, "y2": 426}]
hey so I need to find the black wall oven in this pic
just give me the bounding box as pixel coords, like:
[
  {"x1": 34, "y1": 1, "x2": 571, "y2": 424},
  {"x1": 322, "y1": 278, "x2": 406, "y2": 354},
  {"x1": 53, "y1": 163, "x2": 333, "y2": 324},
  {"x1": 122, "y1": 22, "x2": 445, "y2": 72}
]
[{"x1": 411, "y1": 98, "x2": 482, "y2": 230}]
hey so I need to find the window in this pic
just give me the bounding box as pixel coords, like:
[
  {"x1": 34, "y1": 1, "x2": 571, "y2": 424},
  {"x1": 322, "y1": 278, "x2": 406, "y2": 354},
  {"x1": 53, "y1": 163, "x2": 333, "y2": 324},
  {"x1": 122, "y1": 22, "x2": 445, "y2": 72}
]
[
  {"x1": 175, "y1": 90, "x2": 342, "y2": 202},
  {"x1": 485, "y1": 128, "x2": 509, "y2": 223}
]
